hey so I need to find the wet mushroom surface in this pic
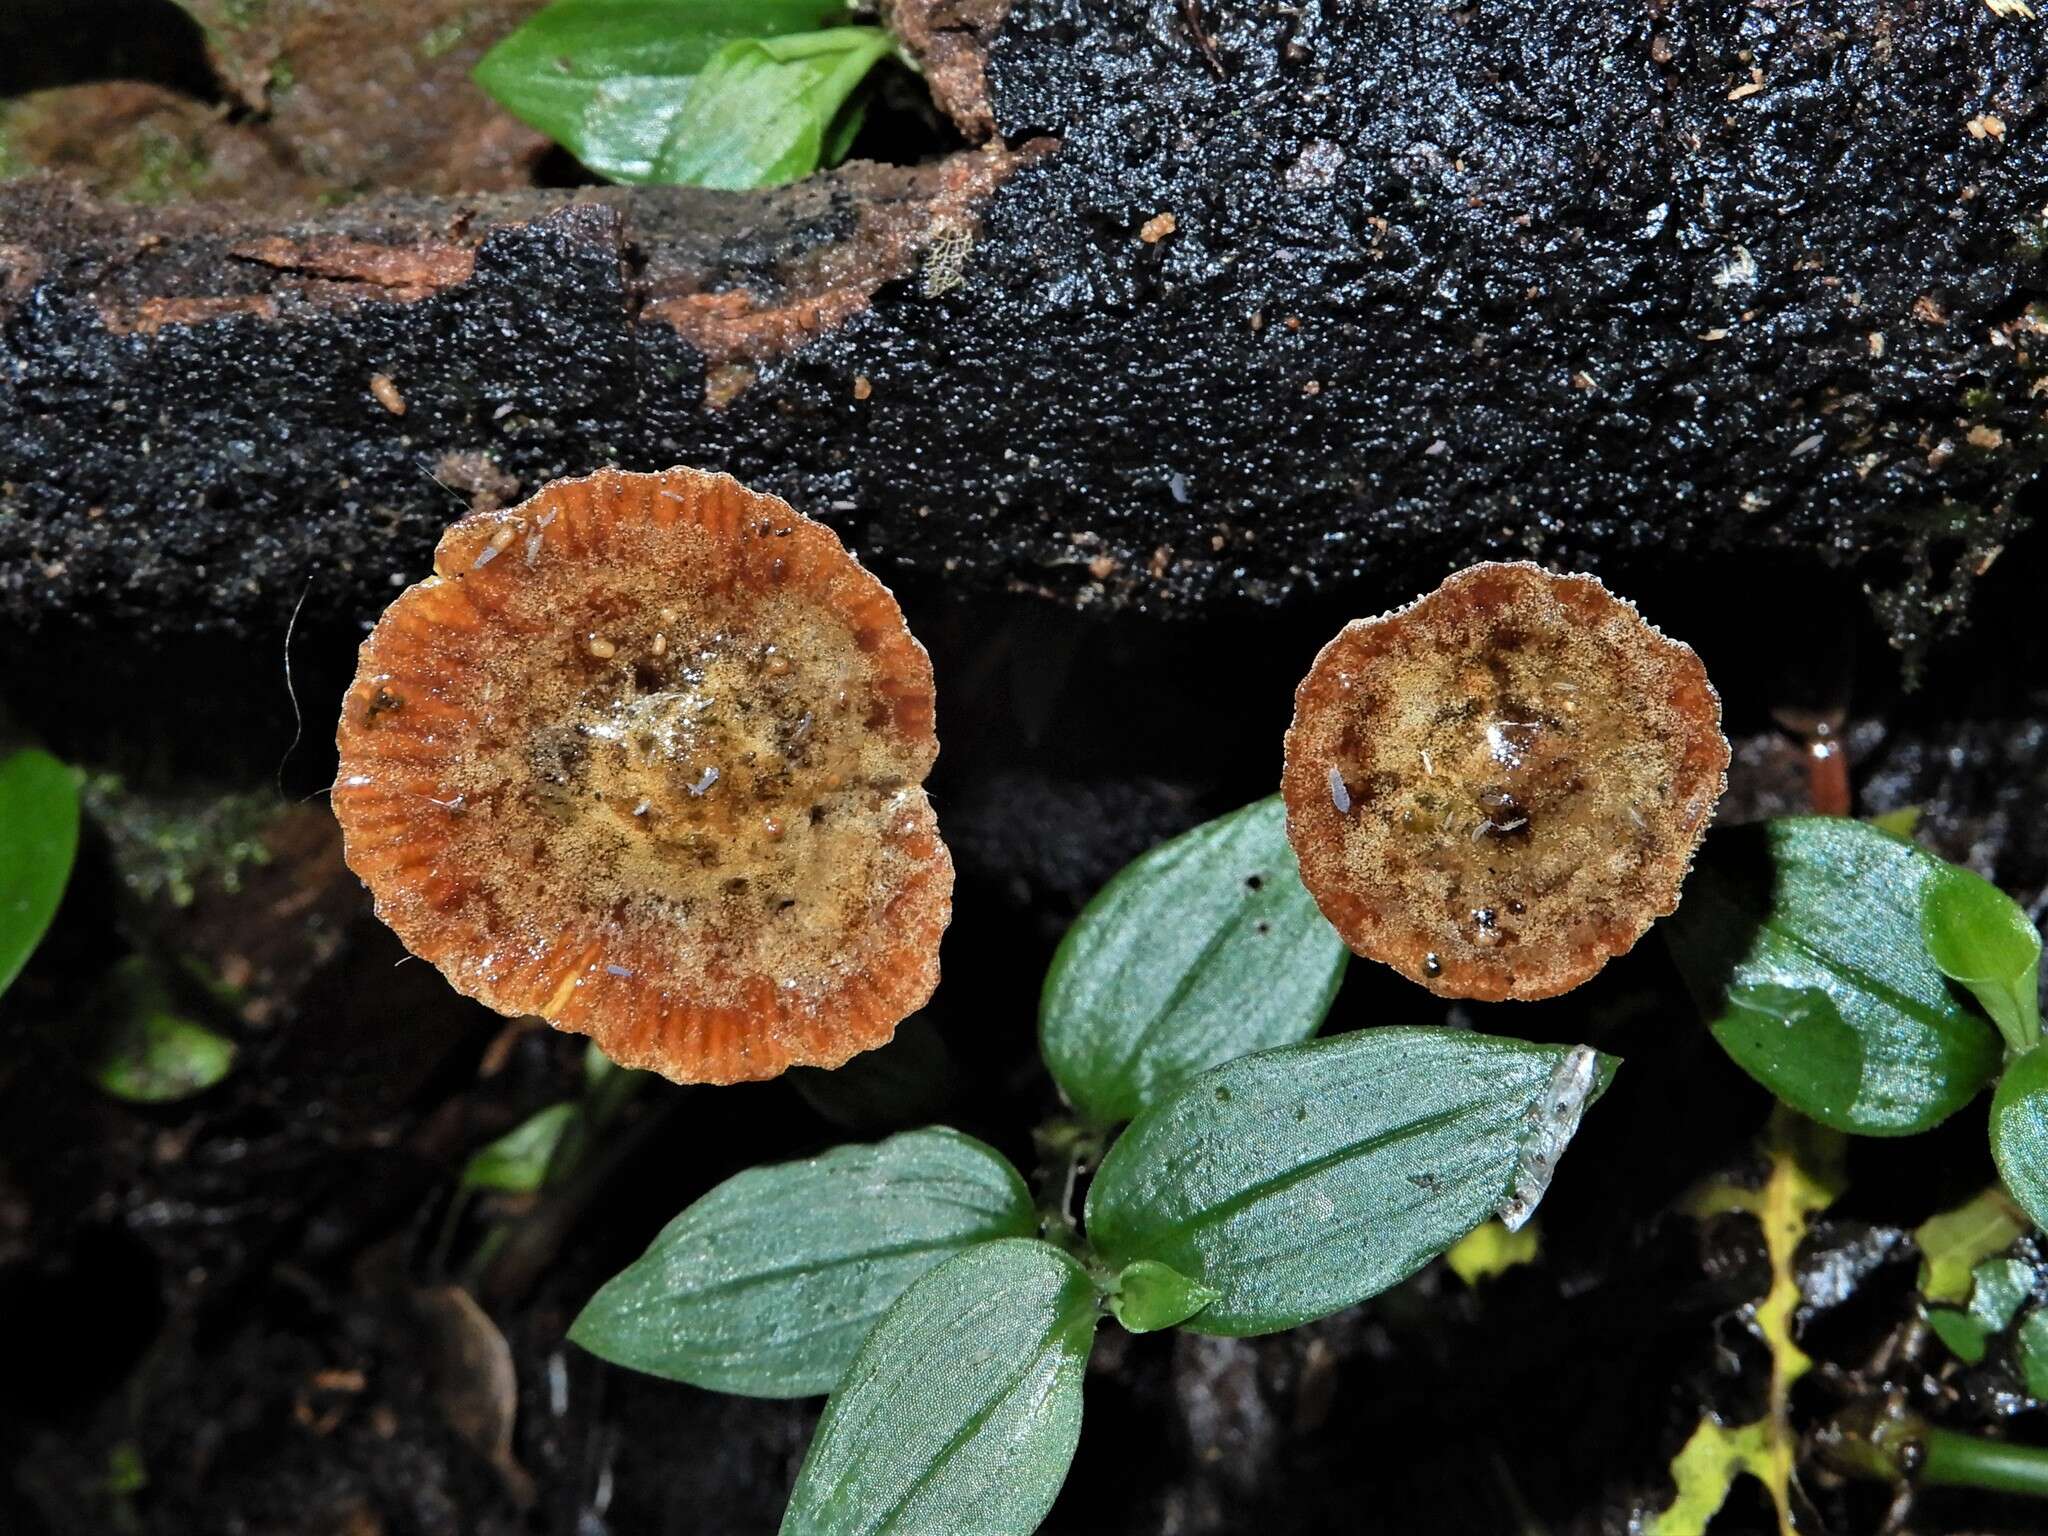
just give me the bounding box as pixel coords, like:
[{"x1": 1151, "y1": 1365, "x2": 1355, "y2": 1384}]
[
  {"x1": 1282, "y1": 561, "x2": 1729, "y2": 1001},
  {"x1": 332, "y1": 466, "x2": 951, "y2": 1084}
]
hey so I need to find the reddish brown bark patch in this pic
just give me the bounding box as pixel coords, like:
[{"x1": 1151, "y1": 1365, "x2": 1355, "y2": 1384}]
[
  {"x1": 333, "y1": 467, "x2": 953, "y2": 1085},
  {"x1": 643, "y1": 145, "x2": 1040, "y2": 404},
  {"x1": 231, "y1": 236, "x2": 476, "y2": 301},
  {"x1": 1282, "y1": 561, "x2": 1728, "y2": 1001},
  {"x1": 102, "y1": 295, "x2": 281, "y2": 336},
  {"x1": 882, "y1": 0, "x2": 1013, "y2": 142}
]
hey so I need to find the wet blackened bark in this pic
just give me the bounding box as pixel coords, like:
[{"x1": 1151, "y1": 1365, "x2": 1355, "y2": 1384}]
[{"x1": 0, "y1": 0, "x2": 2043, "y2": 655}]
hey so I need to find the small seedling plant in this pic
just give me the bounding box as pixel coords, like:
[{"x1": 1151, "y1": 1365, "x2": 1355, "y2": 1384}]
[
  {"x1": 1662, "y1": 816, "x2": 2047, "y2": 1218},
  {"x1": 569, "y1": 798, "x2": 1618, "y2": 1535}
]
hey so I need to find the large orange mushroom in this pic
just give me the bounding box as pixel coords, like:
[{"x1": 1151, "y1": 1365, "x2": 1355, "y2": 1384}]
[
  {"x1": 1282, "y1": 561, "x2": 1728, "y2": 1001},
  {"x1": 333, "y1": 467, "x2": 951, "y2": 1084}
]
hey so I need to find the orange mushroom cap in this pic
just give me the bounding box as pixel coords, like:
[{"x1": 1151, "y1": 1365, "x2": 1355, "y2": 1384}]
[
  {"x1": 1281, "y1": 561, "x2": 1728, "y2": 1001},
  {"x1": 333, "y1": 467, "x2": 952, "y2": 1084}
]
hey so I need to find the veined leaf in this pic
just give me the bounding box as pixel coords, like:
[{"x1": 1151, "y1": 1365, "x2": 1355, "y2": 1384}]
[
  {"x1": 1992, "y1": 1046, "x2": 2048, "y2": 1233},
  {"x1": 0, "y1": 748, "x2": 79, "y2": 999},
  {"x1": 1083, "y1": 1028, "x2": 1616, "y2": 1335},
  {"x1": 1667, "y1": 818, "x2": 2003, "y2": 1135},
  {"x1": 473, "y1": 0, "x2": 847, "y2": 183},
  {"x1": 654, "y1": 28, "x2": 895, "y2": 190},
  {"x1": 570, "y1": 1127, "x2": 1035, "y2": 1397},
  {"x1": 781, "y1": 1239, "x2": 1098, "y2": 1536},
  {"x1": 1921, "y1": 860, "x2": 2042, "y2": 1054},
  {"x1": 1040, "y1": 796, "x2": 1348, "y2": 1127}
]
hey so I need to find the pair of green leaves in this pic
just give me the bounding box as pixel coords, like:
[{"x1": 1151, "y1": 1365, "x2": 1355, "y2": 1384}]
[
  {"x1": 582, "y1": 1031, "x2": 1611, "y2": 1534},
  {"x1": 474, "y1": 0, "x2": 894, "y2": 189},
  {"x1": 1667, "y1": 817, "x2": 2048, "y2": 1231},
  {"x1": 575, "y1": 796, "x2": 1616, "y2": 1536}
]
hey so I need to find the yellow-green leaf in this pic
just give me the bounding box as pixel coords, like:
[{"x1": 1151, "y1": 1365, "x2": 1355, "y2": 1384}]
[
  {"x1": 1649, "y1": 1109, "x2": 1844, "y2": 1536},
  {"x1": 1915, "y1": 1186, "x2": 2026, "y2": 1305},
  {"x1": 1445, "y1": 1218, "x2": 1541, "y2": 1286}
]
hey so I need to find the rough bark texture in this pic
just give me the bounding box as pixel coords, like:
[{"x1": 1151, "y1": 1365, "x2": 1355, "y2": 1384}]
[{"x1": 1, "y1": 0, "x2": 2044, "y2": 655}]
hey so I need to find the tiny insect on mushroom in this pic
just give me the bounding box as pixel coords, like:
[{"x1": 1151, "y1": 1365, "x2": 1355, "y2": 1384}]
[
  {"x1": 332, "y1": 466, "x2": 952, "y2": 1085},
  {"x1": 1281, "y1": 561, "x2": 1728, "y2": 1001}
]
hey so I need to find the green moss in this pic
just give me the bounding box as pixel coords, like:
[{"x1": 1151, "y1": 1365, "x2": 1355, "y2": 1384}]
[
  {"x1": 120, "y1": 131, "x2": 211, "y2": 205},
  {"x1": 82, "y1": 775, "x2": 279, "y2": 909},
  {"x1": 269, "y1": 54, "x2": 296, "y2": 94},
  {"x1": 1962, "y1": 386, "x2": 1998, "y2": 414},
  {"x1": 219, "y1": 0, "x2": 271, "y2": 27}
]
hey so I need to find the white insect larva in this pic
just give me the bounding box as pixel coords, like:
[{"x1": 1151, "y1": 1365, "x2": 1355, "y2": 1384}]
[{"x1": 1328, "y1": 766, "x2": 1352, "y2": 814}]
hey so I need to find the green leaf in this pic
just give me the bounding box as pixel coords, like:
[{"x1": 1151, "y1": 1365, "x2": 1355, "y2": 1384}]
[
  {"x1": 1666, "y1": 819, "x2": 2004, "y2": 1136},
  {"x1": 2017, "y1": 1310, "x2": 2048, "y2": 1399},
  {"x1": 90, "y1": 957, "x2": 237, "y2": 1103},
  {"x1": 1107, "y1": 1259, "x2": 1217, "y2": 1334},
  {"x1": 1083, "y1": 1028, "x2": 1616, "y2": 1336},
  {"x1": 1927, "y1": 1256, "x2": 2037, "y2": 1365},
  {"x1": 571, "y1": 1128, "x2": 1036, "y2": 1397},
  {"x1": 654, "y1": 28, "x2": 895, "y2": 189},
  {"x1": 1039, "y1": 797, "x2": 1349, "y2": 1126},
  {"x1": 1967, "y1": 1257, "x2": 2034, "y2": 1332},
  {"x1": 1927, "y1": 1306, "x2": 1994, "y2": 1364},
  {"x1": 0, "y1": 748, "x2": 80, "y2": 999},
  {"x1": 1922, "y1": 861, "x2": 2042, "y2": 1054},
  {"x1": 463, "y1": 1102, "x2": 580, "y2": 1194},
  {"x1": 780, "y1": 1238, "x2": 1098, "y2": 1536},
  {"x1": 1916, "y1": 1186, "x2": 2027, "y2": 1304},
  {"x1": 473, "y1": 0, "x2": 847, "y2": 183},
  {"x1": 1992, "y1": 1045, "x2": 2048, "y2": 1233}
]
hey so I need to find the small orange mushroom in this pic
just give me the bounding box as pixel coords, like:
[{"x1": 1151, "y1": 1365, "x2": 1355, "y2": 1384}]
[
  {"x1": 333, "y1": 467, "x2": 952, "y2": 1084},
  {"x1": 1281, "y1": 561, "x2": 1728, "y2": 1001}
]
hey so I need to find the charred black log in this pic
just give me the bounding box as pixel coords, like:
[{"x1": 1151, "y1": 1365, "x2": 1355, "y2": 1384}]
[{"x1": 1, "y1": 0, "x2": 2043, "y2": 654}]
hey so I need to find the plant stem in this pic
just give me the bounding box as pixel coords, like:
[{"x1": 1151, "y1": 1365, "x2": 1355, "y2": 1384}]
[{"x1": 1922, "y1": 1425, "x2": 2048, "y2": 1498}]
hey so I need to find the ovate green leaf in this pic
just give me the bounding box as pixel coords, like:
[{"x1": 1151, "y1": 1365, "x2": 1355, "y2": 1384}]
[
  {"x1": 1922, "y1": 861, "x2": 2042, "y2": 1054},
  {"x1": 463, "y1": 1102, "x2": 580, "y2": 1194},
  {"x1": 654, "y1": 28, "x2": 895, "y2": 190},
  {"x1": 1107, "y1": 1259, "x2": 1217, "y2": 1334},
  {"x1": 1040, "y1": 797, "x2": 1348, "y2": 1126},
  {"x1": 781, "y1": 1239, "x2": 1098, "y2": 1536},
  {"x1": 1084, "y1": 1028, "x2": 1616, "y2": 1335},
  {"x1": 570, "y1": 1128, "x2": 1035, "y2": 1397},
  {"x1": 2018, "y1": 1310, "x2": 2048, "y2": 1399},
  {"x1": 0, "y1": 748, "x2": 79, "y2": 999},
  {"x1": 1666, "y1": 819, "x2": 2003, "y2": 1135},
  {"x1": 90, "y1": 957, "x2": 237, "y2": 1103},
  {"x1": 1992, "y1": 1046, "x2": 2048, "y2": 1233},
  {"x1": 473, "y1": 0, "x2": 846, "y2": 183}
]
